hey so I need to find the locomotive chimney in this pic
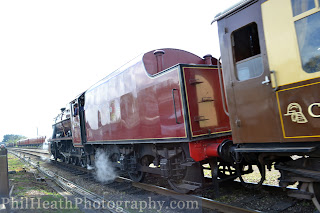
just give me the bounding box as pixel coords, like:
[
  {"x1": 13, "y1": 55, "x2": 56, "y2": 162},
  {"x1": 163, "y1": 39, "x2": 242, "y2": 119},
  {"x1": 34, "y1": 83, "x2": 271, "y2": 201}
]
[
  {"x1": 153, "y1": 50, "x2": 165, "y2": 73},
  {"x1": 203, "y1": 54, "x2": 213, "y2": 65}
]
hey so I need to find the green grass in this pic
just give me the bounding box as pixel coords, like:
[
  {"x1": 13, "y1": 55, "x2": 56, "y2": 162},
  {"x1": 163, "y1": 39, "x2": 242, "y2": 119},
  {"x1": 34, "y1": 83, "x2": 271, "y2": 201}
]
[
  {"x1": 7, "y1": 153, "x2": 27, "y2": 171},
  {"x1": 7, "y1": 154, "x2": 82, "y2": 212},
  {"x1": 39, "y1": 195, "x2": 81, "y2": 213}
]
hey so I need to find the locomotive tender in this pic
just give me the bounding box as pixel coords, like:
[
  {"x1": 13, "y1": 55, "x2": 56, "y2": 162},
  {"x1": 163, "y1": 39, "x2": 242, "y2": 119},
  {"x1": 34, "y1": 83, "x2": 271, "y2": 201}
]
[
  {"x1": 50, "y1": 48, "x2": 231, "y2": 192},
  {"x1": 50, "y1": 0, "x2": 320, "y2": 210}
]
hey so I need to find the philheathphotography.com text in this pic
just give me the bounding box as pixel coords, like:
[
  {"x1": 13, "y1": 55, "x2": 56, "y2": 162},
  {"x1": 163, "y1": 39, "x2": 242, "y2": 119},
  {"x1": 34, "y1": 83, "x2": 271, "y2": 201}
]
[{"x1": 2, "y1": 196, "x2": 201, "y2": 212}]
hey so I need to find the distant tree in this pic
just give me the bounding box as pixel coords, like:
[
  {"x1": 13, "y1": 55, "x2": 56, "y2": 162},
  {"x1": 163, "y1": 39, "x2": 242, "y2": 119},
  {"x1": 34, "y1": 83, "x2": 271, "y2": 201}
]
[
  {"x1": 303, "y1": 55, "x2": 320, "y2": 73},
  {"x1": 2, "y1": 134, "x2": 26, "y2": 144}
]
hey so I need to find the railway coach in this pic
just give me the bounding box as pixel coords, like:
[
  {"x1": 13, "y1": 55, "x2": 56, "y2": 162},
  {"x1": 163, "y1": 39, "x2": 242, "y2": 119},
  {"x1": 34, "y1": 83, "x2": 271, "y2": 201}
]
[
  {"x1": 17, "y1": 136, "x2": 46, "y2": 147},
  {"x1": 212, "y1": 0, "x2": 320, "y2": 209},
  {"x1": 6, "y1": 142, "x2": 16, "y2": 147},
  {"x1": 28, "y1": 136, "x2": 46, "y2": 147},
  {"x1": 17, "y1": 139, "x2": 29, "y2": 146}
]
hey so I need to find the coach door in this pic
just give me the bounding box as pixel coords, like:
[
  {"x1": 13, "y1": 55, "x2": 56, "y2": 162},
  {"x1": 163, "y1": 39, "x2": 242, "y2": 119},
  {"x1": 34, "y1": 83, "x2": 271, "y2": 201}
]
[{"x1": 223, "y1": 1, "x2": 282, "y2": 143}]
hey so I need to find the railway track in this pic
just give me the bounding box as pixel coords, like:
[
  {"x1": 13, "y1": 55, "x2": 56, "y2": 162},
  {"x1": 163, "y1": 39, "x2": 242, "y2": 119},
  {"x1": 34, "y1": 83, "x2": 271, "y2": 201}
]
[
  {"x1": 10, "y1": 147, "x2": 50, "y2": 156},
  {"x1": 8, "y1": 147, "x2": 260, "y2": 213},
  {"x1": 9, "y1": 149, "x2": 126, "y2": 213},
  {"x1": 9, "y1": 147, "x2": 317, "y2": 212}
]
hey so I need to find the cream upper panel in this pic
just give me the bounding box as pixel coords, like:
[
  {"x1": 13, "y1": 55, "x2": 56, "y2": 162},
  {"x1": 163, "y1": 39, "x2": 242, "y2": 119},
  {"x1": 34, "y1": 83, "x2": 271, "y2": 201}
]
[{"x1": 261, "y1": 0, "x2": 320, "y2": 87}]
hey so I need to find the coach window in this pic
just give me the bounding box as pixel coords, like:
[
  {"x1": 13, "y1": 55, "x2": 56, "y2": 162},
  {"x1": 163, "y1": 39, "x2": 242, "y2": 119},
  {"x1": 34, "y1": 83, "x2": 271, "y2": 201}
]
[
  {"x1": 231, "y1": 22, "x2": 263, "y2": 81},
  {"x1": 292, "y1": 0, "x2": 320, "y2": 73},
  {"x1": 291, "y1": 0, "x2": 315, "y2": 16}
]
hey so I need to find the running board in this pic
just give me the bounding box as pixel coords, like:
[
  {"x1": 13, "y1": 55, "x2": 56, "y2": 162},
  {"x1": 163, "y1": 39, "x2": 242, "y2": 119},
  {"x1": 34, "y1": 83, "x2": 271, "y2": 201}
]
[
  {"x1": 235, "y1": 146, "x2": 316, "y2": 153},
  {"x1": 288, "y1": 190, "x2": 313, "y2": 200}
]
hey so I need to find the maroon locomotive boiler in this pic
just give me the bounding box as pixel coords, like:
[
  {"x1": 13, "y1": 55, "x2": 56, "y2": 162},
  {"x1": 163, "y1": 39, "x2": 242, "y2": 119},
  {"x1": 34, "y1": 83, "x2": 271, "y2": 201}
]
[{"x1": 49, "y1": 48, "x2": 231, "y2": 192}]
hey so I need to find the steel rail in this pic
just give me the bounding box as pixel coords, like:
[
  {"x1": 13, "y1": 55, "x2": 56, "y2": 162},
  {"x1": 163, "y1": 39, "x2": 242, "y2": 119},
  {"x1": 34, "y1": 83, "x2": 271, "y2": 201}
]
[
  {"x1": 9, "y1": 150, "x2": 129, "y2": 213},
  {"x1": 118, "y1": 177, "x2": 260, "y2": 213},
  {"x1": 10, "y1": 147, "x2": 50, "y2": 155}
]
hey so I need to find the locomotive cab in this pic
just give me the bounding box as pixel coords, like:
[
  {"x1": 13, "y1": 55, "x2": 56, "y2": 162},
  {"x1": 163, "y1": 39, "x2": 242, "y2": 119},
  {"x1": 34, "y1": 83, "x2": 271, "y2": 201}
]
[
  {"x1": 70, "y1": 92, "x2": 86, "y2": 147},
  {"x1": 51, "y1": 105, "x2": 72, "y2": 139}
]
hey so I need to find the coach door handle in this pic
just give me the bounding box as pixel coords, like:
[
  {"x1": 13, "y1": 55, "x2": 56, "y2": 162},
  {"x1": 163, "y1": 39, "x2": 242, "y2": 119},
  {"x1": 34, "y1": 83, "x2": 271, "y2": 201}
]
[
  {"x1": 172, "y1": 89, "x2": 181, "y2": 124},
  {"x1": 270, "y1": 70, "x2": 279, "y2": 91},
  {"x1": 262, "y1": 76, "x2": 271, "y2": 85},
  {"x1": 262, "y1": 71, "x2": 279, "y2": 92}
]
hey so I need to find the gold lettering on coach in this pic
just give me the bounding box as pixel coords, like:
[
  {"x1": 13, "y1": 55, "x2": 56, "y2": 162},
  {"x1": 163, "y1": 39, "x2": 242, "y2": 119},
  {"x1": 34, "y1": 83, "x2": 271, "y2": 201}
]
[{"x1": 308, "y1": 103, "x2": 320, "y2": 118}]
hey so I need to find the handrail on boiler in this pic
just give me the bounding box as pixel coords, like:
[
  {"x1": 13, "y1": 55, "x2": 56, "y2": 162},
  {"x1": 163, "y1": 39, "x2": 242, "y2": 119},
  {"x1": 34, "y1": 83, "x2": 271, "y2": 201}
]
[{"x1": 172, "y1": 89, "x2": 181, "y2": 124}]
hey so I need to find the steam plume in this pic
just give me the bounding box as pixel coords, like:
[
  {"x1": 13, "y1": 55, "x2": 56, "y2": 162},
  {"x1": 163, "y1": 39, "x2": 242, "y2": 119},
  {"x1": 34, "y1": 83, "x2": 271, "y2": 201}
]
[{"x1": 94, "y1": 149, "x2": 117, "y2": 183}]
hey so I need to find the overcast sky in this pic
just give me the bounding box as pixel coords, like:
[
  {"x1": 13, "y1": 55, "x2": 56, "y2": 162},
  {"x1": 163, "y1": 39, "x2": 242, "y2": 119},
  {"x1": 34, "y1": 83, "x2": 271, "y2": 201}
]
[{"x1": 0, "y1": 0, "x2": 239, "y2": 141}]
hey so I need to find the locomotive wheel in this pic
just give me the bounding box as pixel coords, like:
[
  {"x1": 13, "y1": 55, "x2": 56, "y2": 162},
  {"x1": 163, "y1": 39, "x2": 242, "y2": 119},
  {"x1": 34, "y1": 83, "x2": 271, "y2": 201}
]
[
  {"x1": 128, "y1": 156, "x2": 149, "y2": 182},
  {"x1": 72, "y1": 157, "x2": 79, "y2": 166},
  {"x1": 236, "y1": 163, "x2": 265, "y2": 189},
  {"x1": 167, "y1": 152, "x2": 190, "y2": 194},
  {"x1": 218, "y1": 162, "x2": 237, "y2": 180},
  {"x1": 53, "y1": 153, "x2": 58, "y2": 161},
  {"x1": 309, "y1": 182, "x2": 320, "y2": 211},
  {"x1": 168, "y1": 177, "x2": 189, "y2": 194},
  {"x1": 110, "y1": 153, "x2": 120, "y2": 169},
  {"x1": 66, "y1": 156, "x2": 72, "y2": 164},
  {"x1": 128, "y1": 170, "x2": 145, "y2": 182},
  {"x1": 51, "y1": 142, "x2": 58, "y2": 161},
  {"x1": 80, "y1": 157, "x2": 87, "y2": 168}
]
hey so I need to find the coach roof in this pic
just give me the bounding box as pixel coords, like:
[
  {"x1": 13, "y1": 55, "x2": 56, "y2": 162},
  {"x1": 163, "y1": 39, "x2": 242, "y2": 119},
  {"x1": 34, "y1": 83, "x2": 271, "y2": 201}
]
[{"x1": 211, "y1": 0, "x2": 255, "y2": 23}]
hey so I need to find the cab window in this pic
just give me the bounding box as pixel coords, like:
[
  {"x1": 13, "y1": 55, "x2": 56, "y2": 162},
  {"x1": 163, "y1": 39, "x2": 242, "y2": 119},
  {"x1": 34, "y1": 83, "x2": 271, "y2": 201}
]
[
  {"x1": 231, "y1": 22, "x2": 263, "y2": 81},
  {"x1": 72, "y1": 103, "x2": 79, "y2": 117}
]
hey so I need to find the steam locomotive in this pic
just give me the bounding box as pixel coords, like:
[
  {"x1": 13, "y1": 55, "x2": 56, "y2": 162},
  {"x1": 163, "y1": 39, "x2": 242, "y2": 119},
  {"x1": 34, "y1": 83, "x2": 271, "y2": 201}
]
[{"x1": 49, "y1": 0, "x2": 320, "y2": 210}]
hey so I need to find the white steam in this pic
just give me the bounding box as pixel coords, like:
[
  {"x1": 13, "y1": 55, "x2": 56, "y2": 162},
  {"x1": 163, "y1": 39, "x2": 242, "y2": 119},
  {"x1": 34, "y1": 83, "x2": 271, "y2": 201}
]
[
  {"x1": 94, "y1": 149, "x2": 117, "y2": 183},
  {"x1": 42, "y1": 142, "x2": 49, "y2": 150},
  {"x1": 87, "y1": 164, "x2": 94, "y2": 170},
  {"x1": 40, "y1": 155, "x2": 51, "y2": 163},
  {"x1": 41, "y1": 139, "x2": 50, "y2": 162}
]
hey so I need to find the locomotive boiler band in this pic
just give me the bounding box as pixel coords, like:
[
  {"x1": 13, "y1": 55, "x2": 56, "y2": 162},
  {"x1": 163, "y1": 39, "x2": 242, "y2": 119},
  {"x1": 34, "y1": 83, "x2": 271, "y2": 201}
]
[{"x1": 48, "y1": 0, "x2": 320, "y2": 211}]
